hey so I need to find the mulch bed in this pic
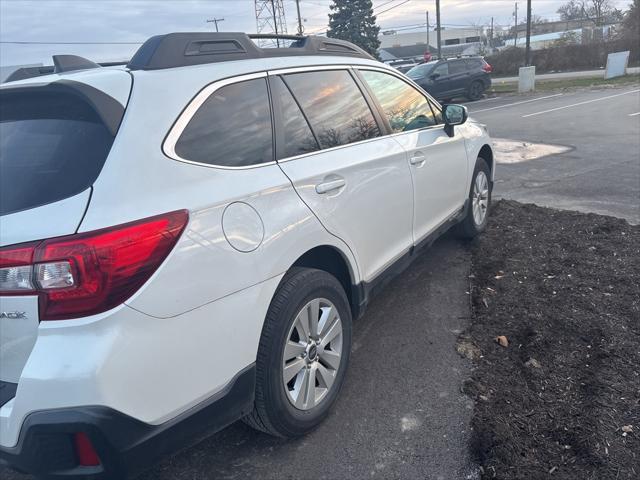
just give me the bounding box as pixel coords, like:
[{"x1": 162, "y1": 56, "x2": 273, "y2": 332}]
[{"x1": 461, "y1": 200, "x2": 640, "y2": 479}]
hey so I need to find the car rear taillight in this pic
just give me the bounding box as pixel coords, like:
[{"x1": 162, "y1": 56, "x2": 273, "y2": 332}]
[
  {"x1": 482, "y1": 60, "x2": 493, "y2": 73},
  {"x1": 0, "y1": 210, "x2": 188, "y2": 320}
]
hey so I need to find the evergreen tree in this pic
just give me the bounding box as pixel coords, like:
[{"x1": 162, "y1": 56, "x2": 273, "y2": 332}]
[{"x1": 327, "y1": 0, "x2": 380, "y2": 58}]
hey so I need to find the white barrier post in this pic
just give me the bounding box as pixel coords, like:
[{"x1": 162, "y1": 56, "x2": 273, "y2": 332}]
[
  {"x1": 605, "y1": 51, "x2": 630, "y2": 79},
  {"x1": 518, "y1": 66, "x2": 536, "y2": 93}
]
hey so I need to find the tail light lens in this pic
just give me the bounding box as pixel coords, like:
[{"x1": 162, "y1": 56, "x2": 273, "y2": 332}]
[
  {"x1": 0, "y1": 210, "x2": 188, "y2": 320},
  {"x1": 482, "y1": 60, "x2": 493, "y2": 73}
]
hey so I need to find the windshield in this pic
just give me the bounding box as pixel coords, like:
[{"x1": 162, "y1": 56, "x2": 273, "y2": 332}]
[{"x1": 0, "y1": 88, "x2": 118, "y2": 216}]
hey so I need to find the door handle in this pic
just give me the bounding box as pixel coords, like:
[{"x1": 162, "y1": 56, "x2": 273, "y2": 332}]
[
  {"x1": 409, "y1": 152, "x2": 426, "y2": 166},
  {"x1": 315, "y1": 177, "x2": 346, "y2": 194}
]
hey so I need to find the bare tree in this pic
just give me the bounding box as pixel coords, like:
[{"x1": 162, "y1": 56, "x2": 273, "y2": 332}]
[{"x1": 557, "y1": 0, "x2": 620, "y2": 25}]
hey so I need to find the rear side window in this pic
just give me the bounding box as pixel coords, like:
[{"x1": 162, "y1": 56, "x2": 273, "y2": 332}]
[
  {"x1": 271, "y1": 77, "x2": 320, "y2": 159},
  {"x1": 360, "y1": 70, "x2": 437, "y2": 132},
  {"x1": 448, "y1": 60, "x2": 467, "y2": 75},
  {"x1": 175, "y1": 78, "x2": 273, "y2": 167},
  {"x1": 465, "y1": 58, "x2": 483, "y2": 70},
  {"x1": 283, "y1": 70, "x2": 380, "y2": 149},
  {"x1": 0, "y1": 90, "x2": 117, "y2": 216}
]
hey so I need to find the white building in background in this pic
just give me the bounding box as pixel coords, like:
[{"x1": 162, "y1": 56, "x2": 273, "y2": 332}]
[
  {"x1": 378, "y1": 28, "x2": 486, "y2": 61},
  {"x1": 512, "y1": 29, "x2": 583, "y2": 50},
  {"x1": 379, "y1": 29, "x2": 484, "y2": 49}
]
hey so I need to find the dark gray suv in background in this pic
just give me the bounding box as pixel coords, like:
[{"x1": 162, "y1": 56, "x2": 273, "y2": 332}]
[{"x1": 407, "y1": 56, "x2": 492, "y2": 102}]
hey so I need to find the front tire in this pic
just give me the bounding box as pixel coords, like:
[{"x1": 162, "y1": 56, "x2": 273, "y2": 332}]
[
  {"x1": 456, "y1": 157, "x2": 491, "y2": 239},
  {"x1": 243, "y1": 268, "x2": 352, "y2": 438}
]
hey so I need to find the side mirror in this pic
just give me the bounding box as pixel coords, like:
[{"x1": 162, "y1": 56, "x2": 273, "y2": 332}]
[{"x1": 442, "y1": 104, "x2": 468, "y2": 137}]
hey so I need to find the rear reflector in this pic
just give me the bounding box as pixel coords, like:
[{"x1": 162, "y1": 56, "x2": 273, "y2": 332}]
[
  {"x1": 0, "y1": 210, "x2": 188, "y2": 320},
  {"x1": 73, "y1": 432, "x2": 101, "y2": 467}
]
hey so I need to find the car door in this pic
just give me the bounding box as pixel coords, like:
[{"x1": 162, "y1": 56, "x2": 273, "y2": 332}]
[
  {"x1": 357, "y1": 68, "x2": 468, "y2": 243},
  {"x1": 426, "y1": 61, "x2": 450, "y2": 98},
  {"x1": 447, "y1": 59, "x2": 471, "y2": 96},
  {"x1": 270, "y1": 67, "x2": 414, "y2": 282}
]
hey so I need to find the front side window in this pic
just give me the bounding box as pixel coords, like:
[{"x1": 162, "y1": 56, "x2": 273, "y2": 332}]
[
  {"x1": 432, "y1": 63, "x2": 449, "y2": 77},
  {"x1": 360, "y1": 70, "x2": 436, "y2": 133},
  {"x1": 283, "y1": 70, "x2": 380, "y2": 149},
  {"x1": 175, "y1": 78, "x2": 273, "y2": 167},
  {"x1": 406, "y1": 62, "x2": 437, "y2": 80}
]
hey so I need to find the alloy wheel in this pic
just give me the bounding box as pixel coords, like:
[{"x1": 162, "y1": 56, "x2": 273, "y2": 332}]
[
  {"x1": 472, "y1": 171, "x2": 489, "y2": 226},
  {"x1": 282, "y1": 298, "x2": 343, "y2": 411}
]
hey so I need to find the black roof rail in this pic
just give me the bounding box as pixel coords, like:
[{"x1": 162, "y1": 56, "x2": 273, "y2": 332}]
[
  {"x1": 127, "y1": 32, "x2": 374, "y2": 71},
  {"x1": 3, "y1": 57, "x2": 128, "y2": 83}
]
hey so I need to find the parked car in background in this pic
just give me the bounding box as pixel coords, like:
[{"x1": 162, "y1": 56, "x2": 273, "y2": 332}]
[
  {"x1": 387, "y1": 58, "x2": 419, "y2": 74},
  {"x1": 407, "y1": 56, "x2": 492, "y2": 101},
  {"x1": 0, "y1": 32, "x2": 494, "y2": 479}
]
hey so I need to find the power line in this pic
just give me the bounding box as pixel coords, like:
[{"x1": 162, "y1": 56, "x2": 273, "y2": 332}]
[{"x1": 376, "y1": 0, "x2": 411, "y2": 17}]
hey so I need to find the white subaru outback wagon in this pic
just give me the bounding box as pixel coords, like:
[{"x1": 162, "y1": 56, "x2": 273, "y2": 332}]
[{"x1": 0, "y1": 33, "x2": 493, "y2": 479}]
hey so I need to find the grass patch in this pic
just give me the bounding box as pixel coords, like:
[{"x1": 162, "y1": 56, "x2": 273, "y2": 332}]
[{"x1": 489, "y1": 74, "x2": 640, "y2": 94}]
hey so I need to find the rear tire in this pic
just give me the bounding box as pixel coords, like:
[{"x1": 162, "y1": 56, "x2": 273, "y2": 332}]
[
  {"x1": 467, "y1": 80, "x2": 485, "y2": 101},
  {"x1": 456, "y1": 157, "x2": 491, "y2": 239},
  {"x1": 243, "y1": 268, "x2": 352, "y2": 438}
]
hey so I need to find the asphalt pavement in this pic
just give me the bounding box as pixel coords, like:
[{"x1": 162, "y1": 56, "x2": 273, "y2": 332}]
[{"x1": 464, "y1": 85, "x2": 640, "y2": 224}]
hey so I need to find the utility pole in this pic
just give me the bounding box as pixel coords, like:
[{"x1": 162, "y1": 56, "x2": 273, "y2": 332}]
[
  {"x1": 490, "y1": 17, "x2": 494, "y2": 48},
  {"x1": 514, "y1": 2, "x2": 518, "y2": 47},
  {"x1": 435, "y1": 0, "x2": 442, "y2": 59},
  {"x1": 525, "y1": 0, "x2": 532, "y2": 65},
  {"x1": 426, "y1": 11, "x2": 430, "y2": 49},
  {"x1": 206, "y1": 17, "x2": 224, "y2": 32},
  {"x1": 295, "y1": 0, "x2": 303, "y2": 35}
]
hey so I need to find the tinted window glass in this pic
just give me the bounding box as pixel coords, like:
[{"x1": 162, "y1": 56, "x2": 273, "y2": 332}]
[
  {"x1": 465, "y1": 58, "x2": 483, "y2": 69},
  {"x1": 407, "y1": 62, "x2": 437, "y2": 79},
  {"x1": 0, "y1": 90, "x2": 116, "y2": 216},
  {"x1": 449, "y1": 60, "x2": 467, "y2": 74},
  {"x1": 433, "y1": 63, "x2": 449, "y2": 77},
  {"x1": 361, "y1": 70, "x2": 436, "y2": 132},
  {"x1": 175, "y1": 78, "x2": 273, "y2": 167},
  {"x1": 271, "y1": 77, "x2": 320, "y2": 158},
  {"x1": 283, "y1": 70, "x2": 380, "y2": 149},
  {"x1": 428, "y1": 99, "x2": 443, "y2": 124}
]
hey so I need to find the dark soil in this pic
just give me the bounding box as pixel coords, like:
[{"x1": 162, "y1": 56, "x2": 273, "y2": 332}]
[{"x1": 462, "y1": 200, "x2": 640, "y2": 479}]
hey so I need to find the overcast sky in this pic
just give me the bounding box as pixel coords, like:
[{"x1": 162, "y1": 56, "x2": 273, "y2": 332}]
[{"x1": 0, "y1": 0, "x2": 632, "y2": 66}]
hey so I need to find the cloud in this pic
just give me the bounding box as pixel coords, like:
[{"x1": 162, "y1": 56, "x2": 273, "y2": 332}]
[{"x1": 0, "y1": 0, "x2": 631, "y2": 66}]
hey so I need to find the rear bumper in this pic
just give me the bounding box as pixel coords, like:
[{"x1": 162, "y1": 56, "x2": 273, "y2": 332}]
[{"x1": 0, "y1": 364, "x2": 255, "y2": 479}]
